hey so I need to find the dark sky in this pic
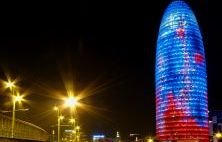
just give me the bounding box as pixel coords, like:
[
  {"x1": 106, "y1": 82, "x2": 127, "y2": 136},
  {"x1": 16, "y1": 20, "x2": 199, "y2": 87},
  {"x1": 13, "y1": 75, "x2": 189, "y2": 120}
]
[{"x1": 0, "y1": 0, "x2": 219, "y2": 138}]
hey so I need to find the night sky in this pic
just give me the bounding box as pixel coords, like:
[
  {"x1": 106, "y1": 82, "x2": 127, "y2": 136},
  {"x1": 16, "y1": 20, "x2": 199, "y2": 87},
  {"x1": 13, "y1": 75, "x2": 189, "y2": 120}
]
[{"x1": 0, "y1": 0, "x2": 219, "y2": 138}]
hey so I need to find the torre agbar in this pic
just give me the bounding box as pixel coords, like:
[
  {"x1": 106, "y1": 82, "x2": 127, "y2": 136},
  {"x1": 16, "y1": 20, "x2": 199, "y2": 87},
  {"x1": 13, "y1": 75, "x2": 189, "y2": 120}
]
[{"x1": 155, "y1": 1, "x2": 209, "y2": 141}]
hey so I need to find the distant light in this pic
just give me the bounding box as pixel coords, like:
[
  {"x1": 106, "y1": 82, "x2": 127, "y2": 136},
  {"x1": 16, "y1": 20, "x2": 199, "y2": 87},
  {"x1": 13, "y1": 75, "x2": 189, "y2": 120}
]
[
  {"x1": 76, "y1": 126, "x2": 80, "y2": 130},
  {"x1": 69, "y1": 118, "x2": 75, "y2": 123},
  {"x1": 59, "y1": 115, "x2": 64, "y2": 120},
  {"x1": 216, "y1": 132, "x2": 222, "y2": 139},
  {"x1": 129, "y1": 134, "x2": 139, "y2": 136},
  {"x1": 53, "y1": 106, "x2": 58, "y2": 111},
  {"x1": 116, "y1": 131, "x2": 120, "y2": 138},
  {"x1": 65, "y1": 129, "x2": 73, "y2": 133},
  {"x1": 135, "y1": 137, "x2": 138, "y2": 141},
  {"x1": 147, "y1": 138, "x2": 153, "y2": 142},
  {"x1": 93, "y1": 135, "x2": 105, "y2": 141},
  {"x1": 93, "y1": 135, "x2": 105, "y2": 138}
]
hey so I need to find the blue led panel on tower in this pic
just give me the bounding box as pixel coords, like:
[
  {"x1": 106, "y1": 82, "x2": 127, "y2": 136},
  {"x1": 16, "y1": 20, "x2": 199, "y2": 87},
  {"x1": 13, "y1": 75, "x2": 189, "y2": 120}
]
[{"x1": 155, "y1": 1, "x2": 208, "y2": 141}]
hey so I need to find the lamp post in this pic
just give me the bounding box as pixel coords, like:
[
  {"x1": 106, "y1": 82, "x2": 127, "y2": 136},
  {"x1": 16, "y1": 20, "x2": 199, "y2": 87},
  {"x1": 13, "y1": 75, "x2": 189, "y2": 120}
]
[
  {"x1": 70, "y1": 118, "x2": 76, "y2": 141},
  {"x1": 12, "y1": 93, "x2": 24, "y2": 138},
  {"x1": 58, "y1": 115, "x2": 64, "y2": 142},
  {"x1": 76, "y1": 125, "x2": 80, "y2": 142},
  {"x1": 52, "y1": 129, "x2": 55, "y2": 142},
  {"x1": 54, "y1": 106, "x2": 64, "y2": 142},
  {"x1": 4, "y1": 79, "x2": 17, "y2": 138},
  {"x1": 64, "y1": 96, "x2": 78, "y2": 142},
  {"x1": 12, "y1": 94, "x2": 16, "y2": 138}
]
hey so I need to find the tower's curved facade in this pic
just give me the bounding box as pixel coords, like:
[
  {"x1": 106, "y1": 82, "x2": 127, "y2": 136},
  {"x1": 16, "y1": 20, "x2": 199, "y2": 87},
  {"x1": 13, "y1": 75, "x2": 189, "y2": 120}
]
[{"x1": 155, "y1": 1, "x2": 208, "y2": 141}]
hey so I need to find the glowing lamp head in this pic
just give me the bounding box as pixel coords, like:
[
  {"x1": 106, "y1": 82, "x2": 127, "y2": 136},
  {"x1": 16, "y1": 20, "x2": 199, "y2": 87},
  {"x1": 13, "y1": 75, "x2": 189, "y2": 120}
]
[
  {"x1": 4, "y1": 80, "x2": 16, "y2": 90},
  {"x1": 14, "y1": 94, "x2": 23, "y2": 103},
  {"x1": 147, "y1": 138, "x2": 153, "y2": 142},
  {"x1": 53, "y1": 106, "x2": 58, "y2": 111},
  {"x1": 216, "y1": 132, "x2": 222, "y2": 139},
  {"x1": 72, "y1": 130, "x2": 76, "y2": 134},
  {"x1": 76, "y1": 126, "x2": 80, "y2": 130},
  {"x1": 69, "y1": 118, "x2": 75, "y2": 123},
  {"x1": 64, "y1": 96, "x2": 77, "y2": 108},
  {"x1": 59, "y1": 115, "x2": 64, "y2": 120}
]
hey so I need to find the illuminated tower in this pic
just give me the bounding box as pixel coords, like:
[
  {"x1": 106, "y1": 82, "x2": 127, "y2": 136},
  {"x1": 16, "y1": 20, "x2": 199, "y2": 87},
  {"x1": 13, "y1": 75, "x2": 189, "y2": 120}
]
[{"x1": 155, "y1": 1, "x2": 208, "y2": 141}]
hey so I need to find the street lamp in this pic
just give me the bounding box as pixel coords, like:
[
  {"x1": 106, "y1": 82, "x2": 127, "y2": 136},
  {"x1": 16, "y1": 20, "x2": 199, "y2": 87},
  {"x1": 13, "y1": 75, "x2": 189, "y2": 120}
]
[
  {"x1": 52, "y1": 129, "x2": 55, "y2": 142},
  {"x1": 76, "y1": 126, "x2": 80, "y2": 130},
  {"x1": 12, "y1": 93, "x2": 24, "y2": 138},
  {"x1": 3, "y1": 79, "x2": 17, "y2": 138},
  {"x1": 69, "y1": 118, "x2": 76, "y2": 132},
  {"x1": 64, "y1": 96, "x2": 78, "y2": 123},
  {"x1": 64, "y1": 96, "x2": 78, "y2": 142},
  {"x1": 69, "y1": 118, "x2": 75, "y2": 123},
  {"x1": 14, "y1": 94, "x2": 23, "y2": 103},
  {"x1": 4, "y1": 79, "x2": 16, "y2": 90},
  {"x1": 68, "y1": 118, "x2": 76, "y2": 142},
  {"x1": 54, "y1": 106, "x2": 64, "y2": 142},
  {"x1": 76, "y1": 125, "x2": 80, "y2": 142}
]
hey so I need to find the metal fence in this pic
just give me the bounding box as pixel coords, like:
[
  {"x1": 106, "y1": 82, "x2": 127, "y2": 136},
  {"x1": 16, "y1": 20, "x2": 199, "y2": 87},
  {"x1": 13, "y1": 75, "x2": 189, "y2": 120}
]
[{"x1": 0, "y1": 114, "x2": 49, "y2": 141}]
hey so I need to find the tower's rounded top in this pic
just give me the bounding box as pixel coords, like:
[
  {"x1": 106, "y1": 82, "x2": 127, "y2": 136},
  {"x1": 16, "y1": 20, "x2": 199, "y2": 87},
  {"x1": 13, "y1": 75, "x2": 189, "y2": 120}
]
[
  {"x1": 167, "y1": 0, "x2": 190, "y2": 11},
  {"x1": 161, "y1": 0, "x2": 197, "y2": 26}
]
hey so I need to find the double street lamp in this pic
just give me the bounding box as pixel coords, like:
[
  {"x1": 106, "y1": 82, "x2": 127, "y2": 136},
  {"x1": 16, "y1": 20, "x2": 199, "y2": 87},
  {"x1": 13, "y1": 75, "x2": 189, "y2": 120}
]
[{"x1": 4, "y1": 79, "x2": 24, "y2": 138}]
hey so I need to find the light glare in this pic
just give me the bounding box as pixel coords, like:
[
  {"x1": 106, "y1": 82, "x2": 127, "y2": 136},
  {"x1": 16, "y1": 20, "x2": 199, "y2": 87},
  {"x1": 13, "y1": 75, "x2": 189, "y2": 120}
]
[
  {"x1": 216, "y1": 132, "x2": 222, "y2": 139},
  {"x1": 64, "y1": 96, "x2": 77, "y2": 108},
  {"x1": 4, "y1": 79, "x2": 16, "y2": 90},
  {"x1": 14, "y1": 94, "x2": 23, "y2": 103}
]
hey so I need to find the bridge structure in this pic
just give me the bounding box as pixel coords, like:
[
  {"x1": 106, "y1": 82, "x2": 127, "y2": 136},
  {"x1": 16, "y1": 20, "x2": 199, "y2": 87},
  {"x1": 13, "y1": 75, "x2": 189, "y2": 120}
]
[{"x1": 0, "y1": 114, "x2": 49, "y2": 141}]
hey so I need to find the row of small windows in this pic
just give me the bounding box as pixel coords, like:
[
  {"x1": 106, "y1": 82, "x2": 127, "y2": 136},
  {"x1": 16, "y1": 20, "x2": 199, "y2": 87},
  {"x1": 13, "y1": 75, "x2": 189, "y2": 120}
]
[
  {"x1": 156, "y1": 75, "x2": 207, "y2": 83},
  {"x1": 156, "y1": 51, "x2": 204, "y2": 60},
  {"x1": 156, "y1": 80, "x2": 207, "y2": 88},
  {"x1": 157, "y1": 40, "x2": 204, "y2": 53},
  {"x1": 156, "y1": 101, "x2": 208, "y2": 107},
  {"x1": 158, "y1": 34, "x2": 202, "y2": 44},
  {"x1": 156, "y1": 75, "x2": 207, "y2": 84},
  {"x1": 159, "y1": 25, "x2": 200, "y2": 38},
  {"x1": 156, "y1": 48, "x2": 205, "y2": 58},
  {"x1": 156, "y1": 112, "x2": 209, "y2": 120},
  {"x1": 156, "y1": 71, "x2": 206, "y2": 78},
  {"x1": 156, "y1": 62, "x2": 206, "y2": 72},
  {"x1": 156, "y1": 46, "x2": 204, "y2": 56},
  {"x1": 156, "y1": 118, "x2": 209, "y2": 125},
  {"x1": 156, "y1": 95, "x2": 208, "y2": 101}
]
